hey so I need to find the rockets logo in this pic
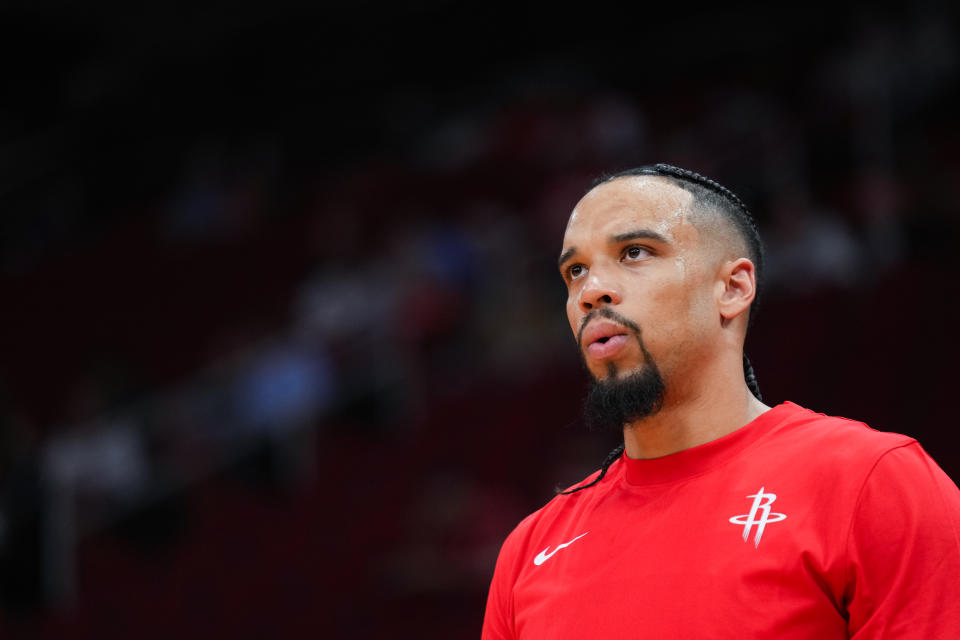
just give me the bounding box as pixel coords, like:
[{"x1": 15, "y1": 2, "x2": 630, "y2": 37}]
[{"x1": 728, "y1": 487, "x2": 787, "y2": 547}]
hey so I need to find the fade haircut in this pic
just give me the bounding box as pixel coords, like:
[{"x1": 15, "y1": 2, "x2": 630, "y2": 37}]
[{"x1": 560, "y1": 163, "x2": 764, "y2": 495}]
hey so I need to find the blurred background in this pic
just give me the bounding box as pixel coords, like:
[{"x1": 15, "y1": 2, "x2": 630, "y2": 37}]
[{"x1": 1, "y1": 2, "x2": 959, "y2": 638}]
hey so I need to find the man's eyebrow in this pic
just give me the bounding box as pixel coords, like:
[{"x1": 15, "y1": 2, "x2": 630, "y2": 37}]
[
  {"x1": 558, "y1": 229, "x2": 669, "y2": 270},
  {"x1": 613, "y1": 229, "x2": 669, "y2": 244}
]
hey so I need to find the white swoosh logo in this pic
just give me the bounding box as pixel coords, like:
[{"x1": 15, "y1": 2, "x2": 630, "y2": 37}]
[{"x1": 533, "y1": 532, "x2": 589, "y2": 566}]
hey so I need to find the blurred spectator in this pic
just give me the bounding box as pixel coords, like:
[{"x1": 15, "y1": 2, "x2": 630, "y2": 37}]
[
  {"x1": 763, "y1": 187, "x2": 865, "y2": 293},
  {"x1": 43, "y1": 416, "x2": 148, "y2": 505},
  {"x1": 233, "y1": 338, "x2": 334, "y2": 434}
]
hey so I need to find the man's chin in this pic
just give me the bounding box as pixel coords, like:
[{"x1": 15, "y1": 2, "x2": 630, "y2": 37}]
[{"x1": 583, "y1": 363, "x2": 666, "y2": 434}]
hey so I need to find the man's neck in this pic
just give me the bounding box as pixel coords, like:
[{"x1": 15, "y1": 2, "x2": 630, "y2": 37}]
[{"x1": 622, "y1": 384, "x2": 770, "y2": 460}]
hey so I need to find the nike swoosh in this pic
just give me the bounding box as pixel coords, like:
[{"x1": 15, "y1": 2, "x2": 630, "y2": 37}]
[{"x1": 533, "y1": 532, "x2": 589, "y2": 566}]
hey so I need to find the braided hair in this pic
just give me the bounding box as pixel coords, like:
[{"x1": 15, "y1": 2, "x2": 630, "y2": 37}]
[{"x1": 560, "y1": 164, "x2": 763, "y2": 495}]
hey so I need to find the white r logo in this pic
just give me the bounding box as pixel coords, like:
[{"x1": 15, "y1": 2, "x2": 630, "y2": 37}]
[{"x1": 728, "y1": 487, "x2": 787, "y2": 547}]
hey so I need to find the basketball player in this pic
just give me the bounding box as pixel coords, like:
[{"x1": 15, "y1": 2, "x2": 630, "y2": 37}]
[{"x1": 481, "y1": 164, "x2": 960, "y2": 638}]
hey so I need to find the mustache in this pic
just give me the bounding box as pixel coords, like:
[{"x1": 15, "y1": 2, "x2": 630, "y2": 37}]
[{"x1": 576, "y1": 307, "x2": 643, "y2": 348}]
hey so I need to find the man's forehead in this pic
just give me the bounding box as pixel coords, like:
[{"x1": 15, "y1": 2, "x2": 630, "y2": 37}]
[{"x1": 564, "y1": 176, "x2": 695, "y2": 240}]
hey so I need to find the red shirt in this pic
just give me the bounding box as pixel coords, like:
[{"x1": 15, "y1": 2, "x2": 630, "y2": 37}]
[{"x1": 482, "y1": 402, "x2": 960, "y2": 638}]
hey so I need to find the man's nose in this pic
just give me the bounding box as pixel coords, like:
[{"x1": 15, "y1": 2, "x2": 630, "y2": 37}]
[{"x1": 578, "y1": 271, "x2": 622, "y2": 312}]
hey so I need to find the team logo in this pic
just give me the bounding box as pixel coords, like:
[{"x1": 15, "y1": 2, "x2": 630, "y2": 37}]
[{"x1": 728, "y1": 487, "x2": 786, "y2": 547}]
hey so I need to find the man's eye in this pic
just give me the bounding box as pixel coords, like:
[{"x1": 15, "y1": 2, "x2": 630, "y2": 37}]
[
  {"x1": 624, "y1": 246, "x2": 650, "y2": 261},
  {"x1": 568, "y1": 264, "x2": 585, "y2": 280}
]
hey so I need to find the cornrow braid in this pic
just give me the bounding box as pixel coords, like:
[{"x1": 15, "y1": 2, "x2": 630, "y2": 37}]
[
  {"x1": 559, "y1": 164, "x2": 765, "y2": 494},
  {"x1": 559, "y1": 443, "x2": 625, "y2": 495},
  {"x1": 643, "y1": 163, "x2": 760, "y2": 241},
  {"x1": 743, "y1": 354, "x2": 762, "y2": 402},
  {"x1": 596, "y1": 163, "x2": 756, "y2": 229}
]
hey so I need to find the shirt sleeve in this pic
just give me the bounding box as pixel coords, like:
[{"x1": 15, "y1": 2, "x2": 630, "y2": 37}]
[{"x1": 845, "y1": 442, "x2": 960, "y2": 638}]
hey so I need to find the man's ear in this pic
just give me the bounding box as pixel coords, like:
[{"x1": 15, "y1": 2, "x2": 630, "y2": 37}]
[{"x1": 717, "y1": 258, "x2": 756, "y2": 321}]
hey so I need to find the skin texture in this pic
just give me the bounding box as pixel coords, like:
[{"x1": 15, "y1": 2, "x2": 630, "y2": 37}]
[{"x1": 559, "y1": 175, "x2": 769, "y2": 459}]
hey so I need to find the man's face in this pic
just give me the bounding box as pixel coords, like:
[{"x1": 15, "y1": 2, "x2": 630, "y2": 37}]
[{"x1": 559, "y1": 176, "x2": 721, "y2": 392}]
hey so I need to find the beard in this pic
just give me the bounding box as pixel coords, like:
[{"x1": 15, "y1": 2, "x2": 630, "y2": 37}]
[{"x1": 579, "y1": 309, "x2": 666, "y2": 434}]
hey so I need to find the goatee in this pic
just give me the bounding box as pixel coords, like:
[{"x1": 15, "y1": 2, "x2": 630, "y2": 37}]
[
  {"x1": 578, "y1": 308, "x2": 666, "y2": 433},
  {"x1": 583, "y1": 361, "x2": 666, "y2": 433}
]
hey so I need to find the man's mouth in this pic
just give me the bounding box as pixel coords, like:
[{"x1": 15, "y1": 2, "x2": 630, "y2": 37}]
[{"x1": 586, "y1": 333, "x2": 628, "y2": 359}]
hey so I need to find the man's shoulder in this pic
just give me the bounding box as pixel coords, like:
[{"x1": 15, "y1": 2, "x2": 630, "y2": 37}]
[
  {"x1": 764, "y1": 401, "x2": 917, "y2": 464},
  {"x1": 499, "y1": 465, "x2": 616, "y2": 553}
]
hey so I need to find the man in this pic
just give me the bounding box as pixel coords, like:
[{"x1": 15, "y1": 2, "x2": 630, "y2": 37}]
[{"x1": 481, "y1": 164, "x2": 960, "y2": 638}]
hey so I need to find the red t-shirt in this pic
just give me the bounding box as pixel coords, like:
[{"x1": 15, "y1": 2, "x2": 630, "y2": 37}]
[{"x1": 482, "y1": 402, "x2": 960, "y2": 638}]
